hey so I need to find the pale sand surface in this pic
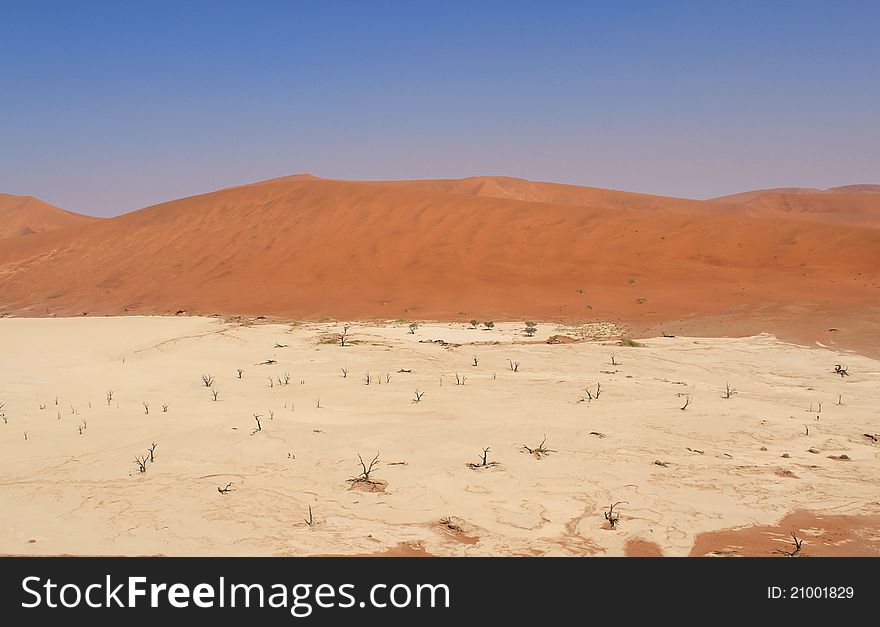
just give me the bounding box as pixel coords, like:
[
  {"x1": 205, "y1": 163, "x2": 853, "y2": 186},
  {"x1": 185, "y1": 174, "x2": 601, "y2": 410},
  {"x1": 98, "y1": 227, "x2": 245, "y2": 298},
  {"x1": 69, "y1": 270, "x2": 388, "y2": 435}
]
[{"x1": 0, "y1": 317, "x2": 877, "y2": 556}]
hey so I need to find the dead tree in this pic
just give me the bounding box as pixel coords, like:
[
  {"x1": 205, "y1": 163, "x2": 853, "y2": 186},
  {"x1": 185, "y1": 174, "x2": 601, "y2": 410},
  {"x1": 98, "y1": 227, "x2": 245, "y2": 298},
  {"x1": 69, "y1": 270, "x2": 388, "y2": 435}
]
[
  {"x1": 162, "y1": 403, "x2": 169, "y2": 412},
  {"x1": 472, "y1": 356, "x2": 479, "y2": 366},
  {"x1": 316, "y1": 398, "x2": 321, "y2": 408},
  {"x1": 455, "y1": 373, "x2": 467, "y2": 385},
  {"x1": 680, "y1": 396, "x2": 690, "y2": 411},
  {"x1": 305, "y1": 505, "x2": 313, "y2": 527},
  {"x1": 106, "y1": 390, "x2": 114, "y2": 405},
  {"x1": 834, "y1": 364, "x2": 849, "y2": 377},
  {"x1": 252, "y1": 414, "x2": 262, "y2": 434},
  {"x1": 218, "y1": 483, "x2": 233, "y2": 494},
  {"x1": 508, "y1": 359, "x2": 519, "y2": 373},
  {"x1": 202, "y1": 374, "x2": 214, "y2": 387},
  {"x1": 349, "y1": 452, "x2": 381, "y2": 486},
  {"x1": 237, "y1": 369, "x2": 243, "y2": 379},
  {"x1": 143, "y1": 401, "x2": 150, "y2": 415},
  {"x1": 776, "y1": 533, "x2": 803, "y2": 557},
  {"x1": 147, "y1": 442, "x2": 157, "y2": 463},
  {"x1": 340, "y1": 325, "x2": 351, "y2": 347},
  {"x1": 522, "y1": 435, "x2": 556, "y2": 459},
  {"x1": 724, "y1": 383, "x2": 736, "y2": 399},
  {"x1": 579, "y1": 382, "x2": 602, "y2": 403},
  {"x1": 211, "y1": 388, "x2": 220, "y2": 401},
  {"x1": 385, "y1": 373, "x2": 392, "y2": 384},
  {"x1": 280, "y1": 372, "x2": 291, "y2": 385},
  {"x1": 610, "y1": 354, "x2": 619, "y2": 366},
  {"x1": 341, "y1": 368, "x2": 348, "y2": 378},
  {"x1": 604, "y1": 501, "x2": 628, "y2": 528},
  {"x1": 364, "y1": 373, "x2": 371, "y2": 385},
  {"x1": 133, "y1": 455, "x2": 148, "y2": 473},
  {"x1": 467, "y1": 447, "x2": 499, "y2": 469},
  {"x1": 412, "y1": 389, "x2": 425, "y2": 404},
  {"x1": 408, "y1": 322, "x2": 419, "y2": 334}
]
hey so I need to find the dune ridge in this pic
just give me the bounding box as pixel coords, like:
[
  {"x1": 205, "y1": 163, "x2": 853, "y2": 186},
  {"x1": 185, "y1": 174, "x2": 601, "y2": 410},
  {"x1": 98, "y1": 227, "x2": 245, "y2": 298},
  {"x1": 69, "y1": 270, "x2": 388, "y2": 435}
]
[{"x1": 0, "y1": 193, "x2": 96, "y2": 239}]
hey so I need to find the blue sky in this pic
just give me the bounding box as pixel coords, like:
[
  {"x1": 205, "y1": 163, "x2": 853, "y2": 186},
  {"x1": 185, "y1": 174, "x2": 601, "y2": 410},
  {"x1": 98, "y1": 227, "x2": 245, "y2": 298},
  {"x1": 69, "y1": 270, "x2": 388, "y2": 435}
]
[{"x1": 1, "y1": 1, "x2": 878, "y2": 216}]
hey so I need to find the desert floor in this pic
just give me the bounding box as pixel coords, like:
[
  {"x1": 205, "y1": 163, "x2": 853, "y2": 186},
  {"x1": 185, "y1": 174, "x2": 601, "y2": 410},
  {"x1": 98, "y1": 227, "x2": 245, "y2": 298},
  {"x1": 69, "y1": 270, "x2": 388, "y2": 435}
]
[{"x1": 0, "y1": 316, "x2": 878, "y2": 556}]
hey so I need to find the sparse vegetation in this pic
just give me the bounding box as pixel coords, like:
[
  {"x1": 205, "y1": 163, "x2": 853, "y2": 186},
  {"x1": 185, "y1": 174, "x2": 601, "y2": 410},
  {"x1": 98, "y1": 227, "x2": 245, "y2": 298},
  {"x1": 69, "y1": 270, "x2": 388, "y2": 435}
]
[
  {"x1": 522, "y1": 435, "x2": 556, "y2": 459},
  {"x1": 776, "y1": 533, "x2": 804, "y2": 557},
  {"x1": 133, "y1": 455, "x2": 148, "y2": 473},
  {"x1": 578, "y1": 383, "x2": 602, "y2": 403},
  {"x1": 483, "y1": 321, "x2": 494, "y2": 330},
  {"x1": 524, "y1": 321, "x2": 537, "y2": 337},
  {"x1": 348, "y1": 452, "x2": 382, "y2": 488},
  {"x1": 619, "y1": 337, "x2": 641, "y2": 347},
  {"x1": 604, "y1": 501, "x2": 627, "y2": 529},
  {"x1": 466, "y1": 447, "x2": 499, "y2": 469}
]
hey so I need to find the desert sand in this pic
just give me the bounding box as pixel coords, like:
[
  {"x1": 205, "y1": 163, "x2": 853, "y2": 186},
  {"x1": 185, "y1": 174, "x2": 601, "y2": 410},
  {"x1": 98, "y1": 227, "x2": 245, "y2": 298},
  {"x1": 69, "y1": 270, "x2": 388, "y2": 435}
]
[
  {"x1": 1, "y1": 176, "x2": 878, "y2": 356},
  {"x1": 0, "y1": 193, "x2": 95, "y2": 239},
  {"x1": 1, "y1": 316, "x2": 877, "y2": 557}
]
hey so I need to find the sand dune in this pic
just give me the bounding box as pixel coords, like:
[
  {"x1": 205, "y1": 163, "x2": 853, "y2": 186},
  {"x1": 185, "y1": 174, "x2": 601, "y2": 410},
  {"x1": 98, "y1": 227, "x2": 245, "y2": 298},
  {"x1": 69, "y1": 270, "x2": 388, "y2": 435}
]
[
  {"x1": 1, "y1": 317, "x2": 877, "y2": 556},
  {"x1": 0, "y1": 193, "x2": 96, "y2": 239},
  {"x1": 373, "y1": 175, "x2": 744, "y2": 215},
  {"x1": 0, "y1": 176, "x2": 878, "y2": 356},
  {"x1": 713, "y1": 187, "x2": 880, "y2": 227},
  {"x1": 713, "y1": 184, "x2": 880, "y2": 203}
]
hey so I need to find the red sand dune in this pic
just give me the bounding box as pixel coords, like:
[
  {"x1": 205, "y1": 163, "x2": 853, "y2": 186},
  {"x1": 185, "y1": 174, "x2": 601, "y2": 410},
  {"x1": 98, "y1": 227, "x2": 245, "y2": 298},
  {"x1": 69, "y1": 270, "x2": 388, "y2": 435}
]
[
  {"x1": 713, "y1": 187, "x2": 880, "y2": 227},
  {"x1": 374, "y1": 175, "x2": 744, "y2": 215},
  {"x1": 0, "y1": 193, "x2": 96, "y2": 239},
  {"x1": 0, "y1": 176, "x2": 878, "y2": 353}
]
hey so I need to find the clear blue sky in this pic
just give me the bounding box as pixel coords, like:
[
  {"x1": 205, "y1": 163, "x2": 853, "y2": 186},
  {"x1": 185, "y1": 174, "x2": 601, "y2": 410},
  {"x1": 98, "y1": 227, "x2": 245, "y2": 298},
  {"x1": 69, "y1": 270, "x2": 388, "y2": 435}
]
[{"x1": 1, "y1": 1, "x2": 878, "y2": 216}]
